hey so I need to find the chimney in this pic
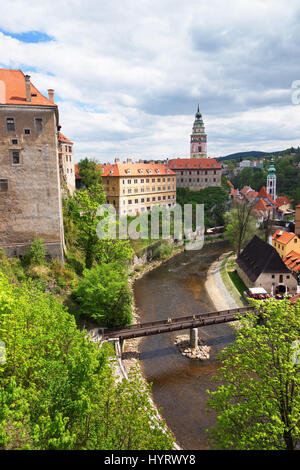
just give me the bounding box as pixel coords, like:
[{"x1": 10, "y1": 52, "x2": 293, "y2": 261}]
[
  {"x1": 114, "y1": 157, "x2": 120, "y2": 163},
  {"x1": 25, "y1": 75, "x2": 31, "y2": 102},
  {"x1": 48, "y1": 89, "x2": 55, "y2": 103},
  {"x1": 127, "y1": 158, "x2": 133, "y2": 164}
]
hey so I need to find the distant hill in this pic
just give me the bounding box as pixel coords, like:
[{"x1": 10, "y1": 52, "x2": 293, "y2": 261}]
[
  {"x1": 216, "y1": 147, "x2": 299, "y2": 162},
  {"x1": 216, "y1": 151, "x2": 273, "y2": 162}
]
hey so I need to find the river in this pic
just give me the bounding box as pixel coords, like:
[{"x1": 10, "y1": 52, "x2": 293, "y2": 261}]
[{"x1": 133, "y1": 240, "x2": 235, "y2": 450}]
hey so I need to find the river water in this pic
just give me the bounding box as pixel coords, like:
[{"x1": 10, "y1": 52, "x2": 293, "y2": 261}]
[{"x1": 133, "y1": 240, "x2": 234, "y2": 450}]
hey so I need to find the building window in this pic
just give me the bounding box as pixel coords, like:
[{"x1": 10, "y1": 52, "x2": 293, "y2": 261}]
[
  {"x1": 6, "y1": 117, "x2": 15, "y2": 132},
  {"x1": 0, "y1": 179, "x2": 8, "y2": 192},
  {"x1": 128, "y1": 200, "x2": 132, "y2": 204},
  {"x1": 11, "y1": 138, "x2": 18, "y2": 145},
  {"x1": 24, "y1": 129, "x2": 31, "y2": 135},
  {"x1": 34, "y1": 118, "x2": 44, "y2": 132},
  {"x1": 135, "y1": 199, "x2": 138, "y2": 203},
  {"x1": 12, "y1": 150, "x2": 20, "y2": 165}
]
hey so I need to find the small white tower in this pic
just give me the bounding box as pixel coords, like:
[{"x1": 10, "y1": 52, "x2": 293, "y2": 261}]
[{"x1": 267, "y1": 157, "x2": 276, "y2": 201}]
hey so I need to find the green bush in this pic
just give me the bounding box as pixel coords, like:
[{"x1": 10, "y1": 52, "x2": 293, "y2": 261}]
[
  {"x1": 21, "y1": 239, "x2": 46, "y2": 268},
  {"x1": 72, "y1": 262, "x2": 133, "y2": 327},
  {"x1": 152, "y1": 244, "x2": 173, "y2": 260}
]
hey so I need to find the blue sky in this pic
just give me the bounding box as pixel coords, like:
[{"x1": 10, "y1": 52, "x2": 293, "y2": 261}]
[{"x1": 1, "y1": 0, "x2": 300, "y2": 162}]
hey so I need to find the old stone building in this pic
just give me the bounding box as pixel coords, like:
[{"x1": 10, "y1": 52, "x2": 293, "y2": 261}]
[
  {"x1": 0, "y1": 69, "x2": 64, "y2": 259},
  {"x1": 167, "y1": 158, "x2": 222, "y2": 190},
  {"x1": 58, "y1": 126, "x2": 75, "y2": 194},
  {"x1": 236, "y1": 235, "x2": 297, "y2": 296}
]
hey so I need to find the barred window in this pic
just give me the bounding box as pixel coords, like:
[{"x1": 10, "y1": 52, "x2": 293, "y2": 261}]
[
  {"x1": 6, "y1": 117, "x2": 15, "y2": 132},
  {"x1": 12, "y1": 150, "x2": 20, "y2": 165},
  {"x1": 0, "y1": 179, "x2": 8, "y2": 192}
]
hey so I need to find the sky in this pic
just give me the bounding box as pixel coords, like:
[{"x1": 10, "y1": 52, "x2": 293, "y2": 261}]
[{"x1": 1, "y1": 0, "x2": 300, "y2": 163}]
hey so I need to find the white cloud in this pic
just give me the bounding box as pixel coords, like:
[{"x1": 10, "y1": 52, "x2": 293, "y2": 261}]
[{"x1": 1, "y1": 0, "x2": 300, "y2": 161}]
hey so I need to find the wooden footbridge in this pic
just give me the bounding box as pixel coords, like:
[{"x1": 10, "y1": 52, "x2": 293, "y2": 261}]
[{"x1": 102, "y1": 306, "x2": 254, "y2": 351}]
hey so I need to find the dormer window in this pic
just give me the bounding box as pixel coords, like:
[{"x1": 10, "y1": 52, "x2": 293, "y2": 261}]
[
  {"x1": 109, "y1": 169, "x2": 114, "y2": 175},
  {"x1": 155, "y1": 168, "x2": 160, "y2": 174}
]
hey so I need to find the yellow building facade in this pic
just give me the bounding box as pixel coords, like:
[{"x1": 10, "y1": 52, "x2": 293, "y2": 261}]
[
  {"x1": 101, "y1": 160, "x2": 176, "y2": 216},
  {"x1": 272, "y1": 229, "x2": 300, "y2": 258}
]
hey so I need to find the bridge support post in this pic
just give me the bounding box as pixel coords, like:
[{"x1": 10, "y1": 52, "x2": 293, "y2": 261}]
[
  {"x1": 190, "y1": 328, "x2": 198, "y2": 349},
  {"x1": 119, "y1": 338, "x2": 125, "y2": 355}
]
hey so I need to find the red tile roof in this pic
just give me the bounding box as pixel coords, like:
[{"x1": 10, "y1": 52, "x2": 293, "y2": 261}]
[
  {"x1": 253, "y1": 199, "x2": 273, "y2": 212},
  {"x1": 100, "y1": 162, "x2": 176, "y2": 177},
  {"x1": 257, "y1": 186, "x2": 275, "y2": 205},
  {"x1": 276, "y1": 196, "x2": 291, "y2": 208},
  {"x1": 0, "y1": 69, "x2": 56, "y2": 107},
  {"x1": 245, "y1": 190, "x2": 258, "y2": 199},
  {"x1": 58, "y1": 131, "x2": 73, "y2": 144},
  {"x1": 168, "y1": 158, "x2": 221, "y2": 170},
  {"x1": 272, "y1": 229, "x2": 298, "y2": 245},
  {"x1": 240, "y1": 186, "x2": 252, "y2": 194}
]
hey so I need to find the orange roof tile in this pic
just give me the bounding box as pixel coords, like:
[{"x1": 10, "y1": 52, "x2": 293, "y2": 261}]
[
  {"x1": 253, "y1": 199, "x2": 272, "y2": 212},
  {"x1": 240, "y1": 186, "x2": 252, "y2": 194},
  {"x1": 276, "y1": 196, "x2": 291, "y2": 208},
  {"x1": 0, "y1": 68, "x2": 56, "y2": 107},
  {"x1": 257, "y1": 186, "x2": 275, "y2": 205},
  {"x1": 245, "y1": 190, "x2": 258, "y2": 198},
  {"x1": 58, "y1": 131, "x2": 73, "y2": 144},
  {"x1": 272, "y1": 229, "x2": 298, "y2": 245},
  {"x1": 100, "y1": 162, "x2": 176, "y2": 177},
  {"x1": 283, "y1": 250, "x2": 300, "y2": 273},
  {"x1": 168, "y1": 158, "x2": 221, "y2": 170}
]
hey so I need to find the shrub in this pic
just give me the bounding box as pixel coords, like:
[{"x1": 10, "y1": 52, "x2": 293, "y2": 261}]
[
  {"x1": 21, "y1": 239, "x2": 46, "y2": 268},
  {"x1": 72, "y1": 262, "x2": 133, "y2": 327}
]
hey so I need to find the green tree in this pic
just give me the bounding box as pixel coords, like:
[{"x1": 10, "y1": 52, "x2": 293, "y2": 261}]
[
  {"x1": 71, "y1": 183, "x2": 106, "y2": 268},
  {"x1": 207, "y1": 299, "x2": 300, "y2": 450},
  {"x1": 77, "y1": 158, "x2": 102, "y2": 188},
  {"x1": 72, "y1": 262, "x2": 133, "y2": 327},
  {"x1": 224, "y1": 202, "x2": 257, "y2": 255},
  {"x1": 0, "y1": 272, "x2": 174, "y2": 450}
]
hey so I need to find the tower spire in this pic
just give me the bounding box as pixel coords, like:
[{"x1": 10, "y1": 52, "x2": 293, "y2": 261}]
[
  {"x1": 267, "y1": 157, "x2": 277, "y2": 201},
  {"x1": 190, "y1": 105, "x2": 207, "y2": 158}
]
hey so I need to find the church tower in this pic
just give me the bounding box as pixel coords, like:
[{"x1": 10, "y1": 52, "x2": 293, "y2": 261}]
[
  {"x1": 190, "y1": 105, "x2": 207, "y2": 158},
  {"x1": 267, "y1": 157, "x2": 277, "y2": 201}
]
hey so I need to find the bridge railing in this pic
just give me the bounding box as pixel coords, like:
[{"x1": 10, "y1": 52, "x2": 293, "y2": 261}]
[{"x1": 102, "y1": 306, "x2": 254, "y2": 338}]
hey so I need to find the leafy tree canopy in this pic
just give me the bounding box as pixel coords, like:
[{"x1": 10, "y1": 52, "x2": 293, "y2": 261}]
[{"x1": 207, "y1": 299, "x2": 300, "y2": 450}]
